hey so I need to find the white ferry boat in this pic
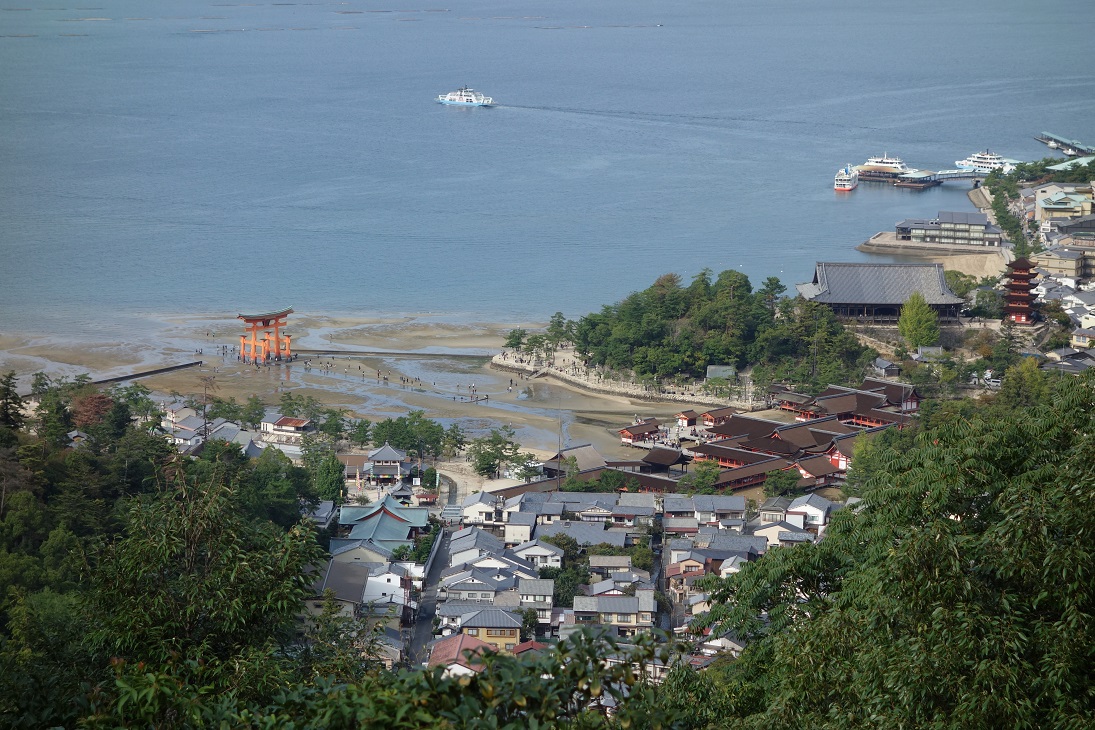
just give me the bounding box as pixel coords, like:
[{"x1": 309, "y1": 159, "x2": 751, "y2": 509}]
[
  {"x1": 857, "y1": 154, "x2": 914, "y2": 174},
  {"x1": 437, "y1": 86, "x2": 494, "y2": 107},
  {"x1": 834, "y1": 164, "x2": 859, "y2": 191},
  {"x1": 955, "y1": 150, "x2": 1016, "y2": 174}
]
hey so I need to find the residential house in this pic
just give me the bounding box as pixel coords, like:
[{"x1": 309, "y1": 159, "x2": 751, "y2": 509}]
[
  {"x1": 427, "y1": 633, "x2": 495, "y2": 677},
  {"x1": 374, "y1": 626, "x2": 406, "y2": 669},
  {"x1": 692, "y1": 495, "x2": 746, "y2": 524},
  {"x1": 160, "y1": 400, "x2": 197, "y2": 427},
  {"x1": 572, "y1": 590, "x2": 655, "y2": 638},
  {"x1": 517, "y1": 578, "x2": 555, "y2": 626},
  {"x1": 588, "y1": 555, "x2": 632, "y2": 581},
  {"x1": 698, "y1": 630, "x2": 747, "y2": 658},
  {"x1": 305, "y1": 500, "x2": 337, "y2": 531},
  {"x1": 511, "y1": 539, "x2": 564, "y2": 569},
  {"x1": 609, "y1": 503, "x2": 655, "y2": 528},
  {"x1": 534, "y1": 521, "x2": 627, "y2": 548},
  {"x1": 448, "y1": 527, "x2": 506, "y2": 566},
  {"x1": 447, "y1": 552, "x2": 539, "y2": 581},
  {"x1": 460, "y1": 608, "x2": 523, "y2": 652},
  {"x1": 260, "y1": 411, "x2": 315, "y2": 445},
  {"x1": 669, "y1": 534, "x2": 767, "y2": 564},
  {"x1": 779, "y1": 531, "x2": 817, "y2": 548},
  {"x1": 436, "y1": 601, "x2": 488, "y2": 634},
  {"x1": 308, "y1": 560, "x2": 372, "y2": 618},
  {"x1": 758, "y1": 496, "x2": 793, "y2": 525},
  {"x1": 666, "y1": 556, "x2": 707, "y2": 603},
  {"x1": 362, "y1": 562, "x2": 416, "y2": 625},
  {"x1": 439, "y1": 567, "x2": 516, "y2": 603},
  {"x1": 663, "y1": 517, "x2": 700, "y2": 537},
  {"x1": 503, "y1": 511, "x2": 537, "y2": 546},
  {"x1": 461, "y1": 491, "x2": 500, "y2": 526},
  {"x1": 752, "y1": 520, "x2": 810, "y2": 548},
  {"x1": 787, "y1": 493, "x2": 836, "y2": 534},
  {"x1": 511, "y1": 640, "x2": 549, "y2": 658}
]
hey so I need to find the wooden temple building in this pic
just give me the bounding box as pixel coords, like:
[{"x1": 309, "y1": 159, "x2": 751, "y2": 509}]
[
  {"x1": 1003, "y1": 257, "x2": 1036, "y2": 325},
  {"x1": 238, "y1": 307, "x2": 294, "y2": 364},
  {"x1": 796, "y1": 262, "x2": 964, "y2": 322}
]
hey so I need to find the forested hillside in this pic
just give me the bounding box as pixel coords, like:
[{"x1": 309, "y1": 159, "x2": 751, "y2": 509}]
[
  {"x1": 2, "y1": 369, "x2": 1093, "y2": 728},
  {"x1": 689, "y1": 371, "x2": 1095, "y2": 729},
  {"x1": 572, "y1": 269, "x2": 874, "y2": 390}
]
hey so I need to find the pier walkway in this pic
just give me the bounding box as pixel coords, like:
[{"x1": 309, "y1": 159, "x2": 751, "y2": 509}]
[{"x1": 1035, "y1": 132, "x2": 1095, "y2": 157}]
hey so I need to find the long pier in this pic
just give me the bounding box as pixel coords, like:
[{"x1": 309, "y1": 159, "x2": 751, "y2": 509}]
[
  {"x1": 858, "y1": 168, "x2": 987, "y2": 190},
  {"x1": 1035, "y1": 132, "x2": 1095, "y2": 157}
]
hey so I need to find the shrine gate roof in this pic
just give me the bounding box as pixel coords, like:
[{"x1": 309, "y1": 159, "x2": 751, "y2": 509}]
[{"x1": 237, "y1": 307, "x2": 294, "y2": 321}]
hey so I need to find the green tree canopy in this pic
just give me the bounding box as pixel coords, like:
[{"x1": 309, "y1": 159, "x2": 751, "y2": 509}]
[
  {"x1": 898, "y1": 290, "x2": 940, "y2": 348},
  {"x1": 0, "y1": 371, "x2": 25, "y2": 430},
  {"x1": 699, "y1": 372, "x2": 1095, "y2": 728}
]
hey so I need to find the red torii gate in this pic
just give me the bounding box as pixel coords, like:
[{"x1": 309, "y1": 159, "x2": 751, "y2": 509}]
[{"x1": 238, "y1": 307, "x2": 294, "y2": 364}]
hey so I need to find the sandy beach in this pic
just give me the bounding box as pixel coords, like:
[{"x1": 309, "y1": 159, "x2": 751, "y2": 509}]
[{"x1": 0, "y1": 314, "x2": 691, "y2": 458}]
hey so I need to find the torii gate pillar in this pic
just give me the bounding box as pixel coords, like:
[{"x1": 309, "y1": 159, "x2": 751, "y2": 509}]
[{"x1": 237, "y1": 307, "x2": 294, "y2": 364}]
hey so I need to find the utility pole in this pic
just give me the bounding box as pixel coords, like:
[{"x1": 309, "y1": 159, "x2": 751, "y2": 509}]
[{"x1": 198, "y1": 374, "x2": 217, "y2": 441}]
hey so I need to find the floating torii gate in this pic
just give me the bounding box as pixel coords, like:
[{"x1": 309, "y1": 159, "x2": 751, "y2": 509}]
[{"x1": 238, "y1": 307, "x2": 294, "y2": 364}]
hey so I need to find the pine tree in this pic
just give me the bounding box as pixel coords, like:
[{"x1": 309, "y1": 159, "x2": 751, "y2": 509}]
[{"x1": 0, "y1": 371, "x2": 24, "y2": 430}]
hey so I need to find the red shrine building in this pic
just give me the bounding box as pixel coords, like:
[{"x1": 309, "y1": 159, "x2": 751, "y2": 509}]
[
  {"x1": 1003, "y1": 258, "x2": 1036, "y2": 325},
  {"x1": 238, "y1": 307, "x2": 294, "y2": 364}
]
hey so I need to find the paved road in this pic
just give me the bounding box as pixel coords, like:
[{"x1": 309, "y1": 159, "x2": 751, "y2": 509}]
[{"x1": 408, "y1": 476, "x2": 459, "y2": 665}]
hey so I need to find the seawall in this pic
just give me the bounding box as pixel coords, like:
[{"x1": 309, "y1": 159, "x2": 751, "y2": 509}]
[{"x1": 489, "y1": 354, "x2": 762, "y2": 410}]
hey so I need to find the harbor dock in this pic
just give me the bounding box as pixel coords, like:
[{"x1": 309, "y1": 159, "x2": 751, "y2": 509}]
[
  {"x1": 1035, "y1": 132, "x2": 1095, "y2": 157},
  {"x1": 857, "y1": 168, "x2": 987, "y2": 190}
]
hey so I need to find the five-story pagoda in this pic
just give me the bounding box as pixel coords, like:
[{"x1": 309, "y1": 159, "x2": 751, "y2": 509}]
[{"x1": 1003, "y1": 257, "x2": 1036, "y2": 325}]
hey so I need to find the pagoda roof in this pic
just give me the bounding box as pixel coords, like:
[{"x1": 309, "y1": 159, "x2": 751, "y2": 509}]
[
  {"x1": 237, "y1": 307, "x2": 294, "y2": 321},
  {"x1": 1008, "y1": 258, "x2": 1036, "y2": 269}
]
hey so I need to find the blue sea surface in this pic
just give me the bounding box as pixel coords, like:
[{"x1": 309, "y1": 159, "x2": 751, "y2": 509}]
[{"x1": 2, "y1": 0, "x2": 1093, "y2": 338}]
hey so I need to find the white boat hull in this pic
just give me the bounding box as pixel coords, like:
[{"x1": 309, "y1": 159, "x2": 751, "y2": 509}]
[{"x1": 438, "y1": 99, "x2": 493, "y2": 107}]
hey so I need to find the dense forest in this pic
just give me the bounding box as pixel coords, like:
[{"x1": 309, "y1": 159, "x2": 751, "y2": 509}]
[
  {"x1": 2, "y1": 362, "x2": 1092, "y2": 727},
  {"x1": 570, "y1": 269, "x2": 875, "y2": 391},
  {"x1": 2, "y1": 363, "x2": 1095, "y2": 726}
]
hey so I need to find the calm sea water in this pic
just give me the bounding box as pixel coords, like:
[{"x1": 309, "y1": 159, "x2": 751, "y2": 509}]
[{"x1": 2, "y1": 0, "x2": 1094, "y2": 340}]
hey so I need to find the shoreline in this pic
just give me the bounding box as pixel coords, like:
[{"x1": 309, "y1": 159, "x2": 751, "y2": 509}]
[
  {"x1": 857, "y1": 232, "x2": 1010, "y2": 279},
  {"x1": 1, "y1": 316, "x2": 695, "y2": 458},
  {"x1": 490, "y1": 351, "x2": 754, "y2": 410}
]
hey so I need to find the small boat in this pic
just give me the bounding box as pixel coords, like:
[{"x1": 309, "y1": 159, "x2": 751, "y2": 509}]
[
  {"x1": 834, "y1": 164, "x2": 858, "y2": 191},
  {"x1": 437, "y1": 86, "x2": 494, "y2": 107},
  {"x1": 955, "y1": 149, "x2": 1016, "y2": 174}
]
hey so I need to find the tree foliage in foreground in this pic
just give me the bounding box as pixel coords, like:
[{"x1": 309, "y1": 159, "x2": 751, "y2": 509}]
[{"x1": 697, "y1": 372, "x2": 1095, "y2": 729}]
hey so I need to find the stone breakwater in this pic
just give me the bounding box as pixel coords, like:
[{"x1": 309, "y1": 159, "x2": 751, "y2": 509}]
[{"x1": 488, "y1": 351, "x2": 762, "y2": 411}]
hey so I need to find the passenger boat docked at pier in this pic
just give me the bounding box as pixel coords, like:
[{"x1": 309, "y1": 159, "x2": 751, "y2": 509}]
[
  {"x1": 437, "y1": 86, "x2": 494, "y2": 107},
  {"x1": 834, "y1": 164, "x2": 859, "y2": 191},
  {"x1": 954, "y1": 149, "x2": 1016, "y2": 174},
  {"x1": 857, "y1": 154, "x2": 915, "y2": 174}
]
